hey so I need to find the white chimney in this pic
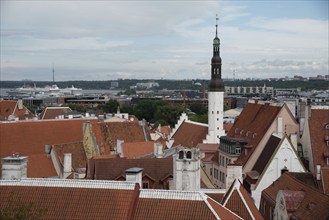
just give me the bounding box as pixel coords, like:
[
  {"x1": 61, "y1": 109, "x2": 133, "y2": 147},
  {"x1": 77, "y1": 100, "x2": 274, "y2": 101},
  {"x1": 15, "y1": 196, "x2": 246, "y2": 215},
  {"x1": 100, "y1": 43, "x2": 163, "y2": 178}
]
[
  {"x1": 316, "y1": 165, "x2": 321, "y2": 181},
  {"x1": 125, "y1": 167, "x2": 143, "y2": 188},
  {"x1": 154, "y1": 142, "x2": 163, "y2": 158},
  {"x1": 1, "y1": 154, "x2": 28, "y2": 180},
  {"x1": 63, "y1": 153, "x2": 72, "y2": 174},
  {"x1": 17, "y1": 99, "x2": 23, "y2": 110}
]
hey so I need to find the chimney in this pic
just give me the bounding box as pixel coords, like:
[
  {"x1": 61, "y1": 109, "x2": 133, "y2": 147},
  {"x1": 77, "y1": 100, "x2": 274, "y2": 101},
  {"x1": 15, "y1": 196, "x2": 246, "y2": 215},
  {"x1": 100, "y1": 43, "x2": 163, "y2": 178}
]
[
  {"x1": 63, "y1": 153, "x2": 72, "y2": 176},
  {"x1": 125, "y1": 167, "x2": 143, "y2": 188},
  {"x1": 1, "y1": 153, "x2": 28, "y2": 180},
  {"x1": 17, "y1": 99, "x2": 23, "y2": 110},
  {"x1": 154, "y1": 142, "x2": 163, "y2": 158},
  {"x1": 226, "y1": 164, "x2": 243, "y2": 188},
  {"x1": 45, "y1": 144, "x2": 52, "y2": 158},
  {"x1": 316, "y1": 165, "x2": 321, "y2": 181}
]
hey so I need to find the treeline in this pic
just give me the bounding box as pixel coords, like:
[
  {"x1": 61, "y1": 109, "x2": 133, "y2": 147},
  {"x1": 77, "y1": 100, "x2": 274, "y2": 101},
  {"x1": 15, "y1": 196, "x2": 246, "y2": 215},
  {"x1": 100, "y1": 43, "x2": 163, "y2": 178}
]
[{"x1": 1, "y1": 79, "x2": 328, "y2": 91}]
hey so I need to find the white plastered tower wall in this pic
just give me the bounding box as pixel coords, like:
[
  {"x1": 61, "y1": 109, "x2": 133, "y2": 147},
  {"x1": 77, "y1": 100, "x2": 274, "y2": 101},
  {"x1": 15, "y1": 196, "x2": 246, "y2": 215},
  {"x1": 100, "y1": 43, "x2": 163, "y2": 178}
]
[
  {"x1": 173, "y1": 147, "x2": 201, "y2": 191},
  {"x1": 205, "y1": 91, "x2": 225, "y2": 144}
]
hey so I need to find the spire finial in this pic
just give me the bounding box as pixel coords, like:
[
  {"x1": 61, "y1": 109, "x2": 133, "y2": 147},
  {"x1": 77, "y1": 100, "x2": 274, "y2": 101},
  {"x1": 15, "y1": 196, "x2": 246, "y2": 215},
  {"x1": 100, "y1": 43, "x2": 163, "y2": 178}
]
[{"x1": 216, "y1": 14, "x2": 219, "y2": 37}]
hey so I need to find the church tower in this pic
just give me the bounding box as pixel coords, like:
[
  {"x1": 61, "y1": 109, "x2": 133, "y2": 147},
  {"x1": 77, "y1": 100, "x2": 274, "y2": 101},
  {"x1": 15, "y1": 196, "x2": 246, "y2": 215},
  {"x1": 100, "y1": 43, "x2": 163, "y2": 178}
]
[{"x1": 205, "y1": 16, "x2": 225, "y2": 144}]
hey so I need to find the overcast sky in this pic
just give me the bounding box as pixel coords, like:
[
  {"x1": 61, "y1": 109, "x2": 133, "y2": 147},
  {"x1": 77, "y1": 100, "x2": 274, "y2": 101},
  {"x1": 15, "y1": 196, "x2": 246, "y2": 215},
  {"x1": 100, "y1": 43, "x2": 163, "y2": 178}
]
[{"x1": 1, "y1": 1, "x2": 328, "y2": 81}]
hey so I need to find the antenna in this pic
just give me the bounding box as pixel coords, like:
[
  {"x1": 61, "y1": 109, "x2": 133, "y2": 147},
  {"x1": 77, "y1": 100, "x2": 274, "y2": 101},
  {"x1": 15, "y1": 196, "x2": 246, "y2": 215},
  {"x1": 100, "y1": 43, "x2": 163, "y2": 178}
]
[
  {"x1": 52, "y1": 63, "x2": 55, "y2": 83},
  {"x1": 233, "y1": 69, "x2": 236, "y2": 81}
]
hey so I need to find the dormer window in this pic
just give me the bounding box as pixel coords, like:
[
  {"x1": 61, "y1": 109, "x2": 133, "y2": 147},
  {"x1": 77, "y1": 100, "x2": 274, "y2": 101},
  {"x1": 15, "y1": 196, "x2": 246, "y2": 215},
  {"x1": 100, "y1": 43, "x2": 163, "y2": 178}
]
[
  {"x1": 186, "y1": 151, "x2": 192, "y2": 159},
  {"x1": 325, "y1": 124, "x2": 329, "y2": 129},
  {"x1": 178, "y1": 151, "x2": 184, "y2": 159}
]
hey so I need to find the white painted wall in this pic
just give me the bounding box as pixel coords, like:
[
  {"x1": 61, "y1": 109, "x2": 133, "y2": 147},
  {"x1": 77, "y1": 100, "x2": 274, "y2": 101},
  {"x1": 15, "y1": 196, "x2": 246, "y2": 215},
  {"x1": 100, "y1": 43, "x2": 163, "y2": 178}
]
[{"x1": 251, "y1": 137, "x2": 306, "y2": 208}]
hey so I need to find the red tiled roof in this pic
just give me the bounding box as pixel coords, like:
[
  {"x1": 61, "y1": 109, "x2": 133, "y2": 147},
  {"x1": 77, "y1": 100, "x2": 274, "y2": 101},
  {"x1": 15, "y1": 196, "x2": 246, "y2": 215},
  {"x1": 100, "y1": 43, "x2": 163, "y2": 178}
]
[
  {"x1": 92, "y1": 121, "x2": 150, "y2": 152},
  {"x1": 0, "y1": 185, "x2": 136, "y2": 219},
  {"x1": 221, "y1": 179, "x2": 264, "y2": 220},
  {"x1": 52, "y1": 142, "x2": 87, "y2": 170},
  {"x1": 206, "y1": 192, "x2": 225, "y2": 203},
  {"x1": 27, "y1": 154, "x2": 57, "y2": 178},
  {"x1": 207, "y1": 198, "x2": 242, "y2": 220},
  {"x1": 87, "y1": 157, "x2": 173, "y2": 189},
  {"x1": 224, "y1": 123, "x2": 233, "y2": 133},
  {"x1": 262, "y1": 172, "x2": 329, "y2": 220},
  {"x1": 159, "y1": 125, "x2": 172, "y2": 136},
  {"x1": 0, "y1": 100, "x2": 34, "y2": 120},
  {"x1": 39, "y1": 107, "x2": 72, "y2": 120},
  {"x1": 309, "y1": 108, "x2": 329, "y2": 169},
  {"x1": 172, "y1": 121, "x2": 208, "y2": 148},
  {"x1": 135, "y1": 198, "x2": 217, "y2": 219},
  {"x1": 227, "y1": 102, "x2": 282, "y2": 165},
  {"x1": 121, "y1": 141, "x2": 154, "y2": 159},
  {"x1": 198, "y1": 143, "x2": 218, "y2": 152},
  {"x1": 281, "y1": 190, "x2": 305, "y2": 212},
  {"x1": 0, "y1": 118, "x2": 97, "y2": 177}
]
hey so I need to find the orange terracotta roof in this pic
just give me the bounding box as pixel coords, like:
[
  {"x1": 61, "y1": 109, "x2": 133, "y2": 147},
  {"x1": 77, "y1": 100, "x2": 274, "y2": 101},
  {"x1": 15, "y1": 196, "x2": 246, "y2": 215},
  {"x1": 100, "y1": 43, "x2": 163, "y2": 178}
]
[
  {"x1": 160, "y1": 125, "x2": 172, "y2": 135},
  {"x1": 227, "y1": 102, "x2": 282, "y2": 165},
  {"x1": 309, "y1": 108, "x2": 329, "y2": 169},
  {"x1": 52, "y1": 142, "x2": 87, "y2": 170},
  {"x1": 121, "y1": 141, "x2": 154, "y2": 159},
  {"x1": 0, "y1": 118, "x2": 97, "y2": 177},
  {"x1": 224, "y1": 123, "x2": 233, "y2": 133},
  {"x1": 172, "y1": 121, "x2": 208, "y2": 148},
  {"x1": 207, "y1": 197, "x2": 242, "y2": 220},
  {"x1": 92, "y1": 121, "x2": 150, "y2": 152},
  {"x1": 206, "y1": 192, "x2": 225, "y2": 203},
  {"x1": 27, "y1": 154, "x2": 57, "y2": 178},
  {"x1": 39, "y1": 107, "x2": 72, "y2": 120},
  {"x1": 221, "y1": 179, "x2": 263, "y2": 220},
  {"x1": 262, "y1": 172, "x2": 329, "y2": 220},
  {"x1": 0, "y1": 100, "x2": 34, "y2": 120},
  {"x1": 0, "y1": 185, "x2": 136, "y2": 219},
  {"x1": 198, "y1": 143, "x2": 218, "y2": 152}
]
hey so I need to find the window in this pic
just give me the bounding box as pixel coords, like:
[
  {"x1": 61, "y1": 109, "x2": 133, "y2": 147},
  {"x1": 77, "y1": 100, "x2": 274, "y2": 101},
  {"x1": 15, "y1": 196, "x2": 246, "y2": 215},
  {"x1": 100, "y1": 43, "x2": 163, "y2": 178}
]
[
  {"x1": 142, "y1": 181, "x2": 149, "y2": 189},
  {"x1": 210, "y1": 168, "x2": 212, "y2": 176},
  {"x1": 235, "y1": 147, "x2": 241, "y2": 155},
  {"x1": 325, "y1": 124, "x2": 329, "y2": 129},
  {"x1": 281, "y1": 167, "x2": 289, "y2": 175},
  {"x1": 178, "y1": 151, "x2": 184, "y2": 159},
  {"x1": 217, "y1": 111, "x2": 219, "y2": 114},
  {"x1": 186, "y1": 151, "x2": 192, "y2": 159},
  {"x1": 327, "y1": 158, "x2": 329, "y2": 165},
  {"x1": 326, "y1": 140, "x2": 329, "y2": 147}
]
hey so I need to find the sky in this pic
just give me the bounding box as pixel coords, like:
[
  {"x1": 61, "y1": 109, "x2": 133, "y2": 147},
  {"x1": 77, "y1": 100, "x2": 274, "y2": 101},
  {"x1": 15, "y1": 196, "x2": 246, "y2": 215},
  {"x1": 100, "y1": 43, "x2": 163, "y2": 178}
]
[{"x1": 1, "y1": 0, "x2": 328, "y2": 81}]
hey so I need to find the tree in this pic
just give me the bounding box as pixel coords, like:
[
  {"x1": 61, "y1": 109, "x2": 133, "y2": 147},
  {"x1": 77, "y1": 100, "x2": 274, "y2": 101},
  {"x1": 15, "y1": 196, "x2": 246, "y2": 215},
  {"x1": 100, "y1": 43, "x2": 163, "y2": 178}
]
[
  {"x1": 189, "y1": 103, "x2": 207, "y2": 115},
  {"x1": 154, "y1": 103, "x2": 185, "y2": 127},
  {"x1": 98, "y1": 100, "x2": 119, "y2": 113}
]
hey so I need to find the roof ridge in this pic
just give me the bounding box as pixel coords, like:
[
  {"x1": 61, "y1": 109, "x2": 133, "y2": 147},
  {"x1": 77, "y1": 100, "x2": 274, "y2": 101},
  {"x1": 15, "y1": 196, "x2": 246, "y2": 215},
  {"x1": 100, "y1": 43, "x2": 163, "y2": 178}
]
[
  {"x1": 202, "y1": 194, "x2": 221, "y2": 219},
  {"x1": 0, "y1": 178, "x2": 136, "y2": 190},
  {"x1": 139, "y1": 189, "x2": 204, "y2": 201}
]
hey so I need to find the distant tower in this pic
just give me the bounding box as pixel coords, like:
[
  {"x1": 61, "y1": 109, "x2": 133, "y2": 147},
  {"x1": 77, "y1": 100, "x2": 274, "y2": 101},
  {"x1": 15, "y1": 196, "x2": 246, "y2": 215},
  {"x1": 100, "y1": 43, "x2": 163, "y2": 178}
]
[
  {"x1": 204, "y1": 15, "x2": 225, "y2": 144},
  {"x1": 173, "y1": 146, "x2": 200, "y2": 191},
  {"x1": 52, "y1": 63, "x2": 55, "y2": 83}
]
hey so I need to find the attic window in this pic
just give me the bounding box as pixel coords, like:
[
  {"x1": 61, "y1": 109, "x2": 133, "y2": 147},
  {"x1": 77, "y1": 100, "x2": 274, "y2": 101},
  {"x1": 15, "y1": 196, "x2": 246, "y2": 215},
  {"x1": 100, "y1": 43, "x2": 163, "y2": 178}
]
[
  {"x1": 178, "y1": 151, "x2": 184, "y2": 159},
  {"x1": 235, "y1": 128, "x2": 238, "y2": 134},
  {"x1": 325, "y1": 124, "x2": 329, "y2": 129},
  {"x1": 186, "y1": 151, "x2": 192, "y2": 159}
]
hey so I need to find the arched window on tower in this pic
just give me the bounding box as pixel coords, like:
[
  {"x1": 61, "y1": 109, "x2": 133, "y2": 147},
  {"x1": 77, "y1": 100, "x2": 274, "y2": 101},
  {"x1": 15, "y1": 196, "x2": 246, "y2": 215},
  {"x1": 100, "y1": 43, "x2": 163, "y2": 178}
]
[
  {"x1": 178, "y1": 150, "x2": 184, "y2": 159},
  {"x1": 186, "y1": 151, "x2": 192, "y2": 159}
]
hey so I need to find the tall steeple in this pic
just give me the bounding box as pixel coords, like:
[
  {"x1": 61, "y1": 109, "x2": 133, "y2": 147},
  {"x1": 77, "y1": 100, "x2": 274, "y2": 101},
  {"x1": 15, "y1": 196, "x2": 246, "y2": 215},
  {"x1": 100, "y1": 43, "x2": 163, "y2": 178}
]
[
  {"x1": 52, "y1": 63, "x2": 55, "y2": 83},
  {"x1": 204, "y1": 15, "x2": 225, "y2": 144},
  {"x1": 209, "y1": 15, "x2": 224, "y2": 92}
]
